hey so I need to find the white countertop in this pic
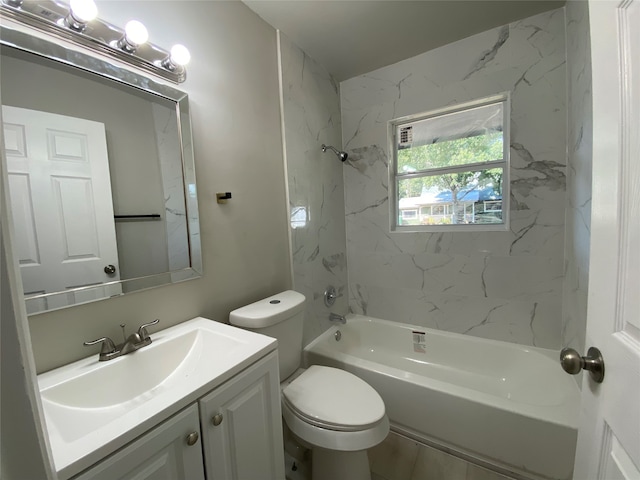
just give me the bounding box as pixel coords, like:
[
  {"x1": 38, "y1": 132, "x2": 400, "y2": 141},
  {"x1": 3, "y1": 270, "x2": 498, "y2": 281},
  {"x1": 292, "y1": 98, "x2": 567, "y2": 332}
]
[{"x1": 37, "y1": 317, "x2": 276, "y2": 479}]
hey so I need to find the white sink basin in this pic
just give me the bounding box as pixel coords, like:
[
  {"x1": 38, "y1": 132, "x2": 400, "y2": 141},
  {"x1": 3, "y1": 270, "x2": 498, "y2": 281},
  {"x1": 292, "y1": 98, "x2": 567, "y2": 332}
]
[
  {"x1": 42, "y1": 328, "x2": 242, "y2": 409},
  {"x1": 38, "y1": 317, "x2": 276, "y2": 479}
]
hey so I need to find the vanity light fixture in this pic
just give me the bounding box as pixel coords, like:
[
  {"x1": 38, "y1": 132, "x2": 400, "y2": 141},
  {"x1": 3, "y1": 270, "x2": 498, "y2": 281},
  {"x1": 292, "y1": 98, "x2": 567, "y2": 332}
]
[
  {"x1": 117, "y1": 20, "x2": 148, "y2": 53},
  {"x1": 64, "y1": 0, "x2": 97, "y2": 32},
  {"x1": 0, "y1": 0, "x2": 189, "y2": 83},
  {"x1": 162, "y1": 44, "x2": 191, "y2": 70}
]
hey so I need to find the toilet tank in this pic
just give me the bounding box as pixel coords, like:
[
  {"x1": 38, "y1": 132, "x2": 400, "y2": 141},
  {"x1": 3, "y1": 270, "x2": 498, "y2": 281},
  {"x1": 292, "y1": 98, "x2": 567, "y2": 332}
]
[{"x1": 229, "y1": 290, "x2": 305, "y2": 380}]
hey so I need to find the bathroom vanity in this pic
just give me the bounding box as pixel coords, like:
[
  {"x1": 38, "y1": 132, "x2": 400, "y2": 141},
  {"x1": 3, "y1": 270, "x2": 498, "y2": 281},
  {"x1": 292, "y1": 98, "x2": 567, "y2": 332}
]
[{"x1": 38, "y1": 318, "x2": 285, "y2": 480}]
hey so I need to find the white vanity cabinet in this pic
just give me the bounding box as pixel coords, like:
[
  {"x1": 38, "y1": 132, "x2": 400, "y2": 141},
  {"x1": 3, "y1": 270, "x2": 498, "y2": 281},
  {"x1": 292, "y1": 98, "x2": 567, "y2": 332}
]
[
  {"x1": 199, "y1": 349, "x2": 284, "y2": 480},
  {"x1": 72, "y1": 352, "x2": 284, "y2": 480},
  {"x1": 73, "y1": 405, "x2": 205, "y2": 480}
]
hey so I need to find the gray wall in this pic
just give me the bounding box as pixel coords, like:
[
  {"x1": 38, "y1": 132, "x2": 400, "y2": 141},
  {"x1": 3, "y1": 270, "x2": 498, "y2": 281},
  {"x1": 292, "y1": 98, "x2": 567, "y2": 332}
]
[
  {"x1": 278, "y1": 32, "x2": 348, "y2": 346},
  {"x1": 562, "y1": 1, "x2": 592, "y2": 365},
  {"x1": 11, "y1": 1, "x2": 291, "y2": 373},
  {"x1": 340, "y1": 9, "x2": 567, "y2": 349}
]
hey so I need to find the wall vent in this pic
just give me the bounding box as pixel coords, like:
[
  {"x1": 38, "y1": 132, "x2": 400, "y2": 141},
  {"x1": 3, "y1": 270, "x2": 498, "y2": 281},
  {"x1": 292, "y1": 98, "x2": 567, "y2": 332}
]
[{"x1": 399, "y1": 125, "x2": 413, "y2": 145}]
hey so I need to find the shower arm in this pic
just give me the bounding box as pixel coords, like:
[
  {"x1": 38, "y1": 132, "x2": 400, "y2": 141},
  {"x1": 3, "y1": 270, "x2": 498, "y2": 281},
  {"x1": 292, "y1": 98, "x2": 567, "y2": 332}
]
[
  {"x1": 322, "y1": 144, "x2": 338, "y2": 155},
  {"x1": 321, "y1": 144, "x2": 349, "y2": 162}
]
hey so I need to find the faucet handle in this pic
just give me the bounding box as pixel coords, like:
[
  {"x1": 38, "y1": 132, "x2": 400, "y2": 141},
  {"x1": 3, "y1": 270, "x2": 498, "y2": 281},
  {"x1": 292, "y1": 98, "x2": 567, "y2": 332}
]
[
  {"x1": 83, "y1": 337, "x2": 117, "y2": 355},
  {"x1": 137, "y1": 319, "x2": 160, "y2": 341}
]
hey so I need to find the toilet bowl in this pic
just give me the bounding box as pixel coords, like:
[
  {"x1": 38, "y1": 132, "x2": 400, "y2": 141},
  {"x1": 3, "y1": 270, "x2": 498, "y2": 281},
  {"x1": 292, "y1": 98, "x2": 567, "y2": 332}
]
[
  {"x1": 229, "y1": 291, "x2": 389, "y2": 480},
  {"x1": 282, "y1": 366, "x2": 389, "y2": 480}
]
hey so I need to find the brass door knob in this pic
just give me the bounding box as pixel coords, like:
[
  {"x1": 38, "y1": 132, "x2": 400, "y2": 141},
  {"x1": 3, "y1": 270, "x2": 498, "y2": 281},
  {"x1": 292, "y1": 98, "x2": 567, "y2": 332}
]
[
  {"x1": 212, "y1": 414, "x2": 223, "y2": 426},
  {"x1": 560, "y1": 347, "x2": 605, "y2": 383},
  {"x1": 104, "y1": 264, "x2": 116, "y2": 275}
]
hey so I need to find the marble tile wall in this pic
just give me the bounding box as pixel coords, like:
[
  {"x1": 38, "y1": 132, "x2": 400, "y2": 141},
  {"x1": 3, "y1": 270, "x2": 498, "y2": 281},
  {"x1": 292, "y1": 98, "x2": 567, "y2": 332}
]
[
  {"x1": 562, "y1": 1, "x2": 592, "y2": 364},
  {"x1": 278, "y1": 32, "x2": 349, "y2": 346},
  {"x1": 340, "y1": 9, "x2": 567, "y2": 349}
]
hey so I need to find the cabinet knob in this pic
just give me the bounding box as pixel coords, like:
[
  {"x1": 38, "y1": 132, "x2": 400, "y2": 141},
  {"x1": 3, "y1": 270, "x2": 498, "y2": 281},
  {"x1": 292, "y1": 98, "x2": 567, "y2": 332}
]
[
  {"x1": 212, "y1": 413, "x2": 224, "y2": 426},
  {"x1": 186, "y1": 432, "x2": 199, "y2": 446}
]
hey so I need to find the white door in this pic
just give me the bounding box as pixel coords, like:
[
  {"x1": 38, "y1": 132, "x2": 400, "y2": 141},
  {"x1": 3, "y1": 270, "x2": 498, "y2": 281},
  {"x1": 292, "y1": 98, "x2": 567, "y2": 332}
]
[
  {"x1": 2, "y1": 106, "x2": 121, "y2": 313},
  {"x1": 572, "y1": 1, "x2": 640, "y2": 478}
]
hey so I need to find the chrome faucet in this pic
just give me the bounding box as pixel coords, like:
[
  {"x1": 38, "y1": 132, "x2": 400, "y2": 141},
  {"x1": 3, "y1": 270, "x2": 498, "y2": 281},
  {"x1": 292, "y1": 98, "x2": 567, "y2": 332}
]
[
  {"x1": 329, "y1": 312, "x2": 347, "y2": 324},
  {"x1": 84, "y1": 319, "x2": 160, "y2": 361}
]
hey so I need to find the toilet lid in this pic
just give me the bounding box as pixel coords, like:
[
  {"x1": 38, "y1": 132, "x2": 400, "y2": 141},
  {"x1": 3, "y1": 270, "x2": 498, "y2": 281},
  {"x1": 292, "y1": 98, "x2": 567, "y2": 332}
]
[{"x1": 282, "y1": 365, "x2": 385, "y2": 430}]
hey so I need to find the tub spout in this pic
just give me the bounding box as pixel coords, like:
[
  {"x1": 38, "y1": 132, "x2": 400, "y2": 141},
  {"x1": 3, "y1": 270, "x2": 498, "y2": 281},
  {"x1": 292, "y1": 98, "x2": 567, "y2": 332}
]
[{"x1": 329, "y1": 313, "x2": 346, "y2": 324}]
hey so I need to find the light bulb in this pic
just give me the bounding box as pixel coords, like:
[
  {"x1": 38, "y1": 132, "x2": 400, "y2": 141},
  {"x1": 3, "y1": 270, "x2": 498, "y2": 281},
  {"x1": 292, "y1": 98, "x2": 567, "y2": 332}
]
[
  {"x1": 69, "y1": 0, "x2": 97, "y2": 23},
  {"x1": 124, "y1": 20, "x2": 148, "y2": 46},
  {"x1": 170, "y1": 44, "x2": 190, "y2": 67}
]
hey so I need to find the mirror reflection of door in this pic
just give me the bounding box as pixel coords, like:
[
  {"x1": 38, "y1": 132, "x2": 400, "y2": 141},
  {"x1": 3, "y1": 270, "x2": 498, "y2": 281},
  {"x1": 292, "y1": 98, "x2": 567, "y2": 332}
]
[{"x1": 2, "y1": 105, "x2": 121, "y2": 313}]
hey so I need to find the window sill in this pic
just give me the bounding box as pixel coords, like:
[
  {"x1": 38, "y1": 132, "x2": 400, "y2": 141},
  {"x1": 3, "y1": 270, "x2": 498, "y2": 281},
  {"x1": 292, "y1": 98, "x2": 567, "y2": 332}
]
[{"x1": 390, "y1": 222, "x2": 509, "y2": 233}]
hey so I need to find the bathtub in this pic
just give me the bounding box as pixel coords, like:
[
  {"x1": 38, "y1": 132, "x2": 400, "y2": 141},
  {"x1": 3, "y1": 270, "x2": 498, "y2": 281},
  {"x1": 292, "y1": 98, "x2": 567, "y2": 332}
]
[{"x1": 303, "y1": 315, "x2": 579, "y2": 480}]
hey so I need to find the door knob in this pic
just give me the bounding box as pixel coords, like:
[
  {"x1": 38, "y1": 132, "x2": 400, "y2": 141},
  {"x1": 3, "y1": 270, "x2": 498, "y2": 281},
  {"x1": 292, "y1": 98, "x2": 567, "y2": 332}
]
[
  {"x1": 560, "y1": 346, "x2": 605, "y2": 383},
  {"x1": 104, "y1": 264, "x2": 116, "y2": 275}
]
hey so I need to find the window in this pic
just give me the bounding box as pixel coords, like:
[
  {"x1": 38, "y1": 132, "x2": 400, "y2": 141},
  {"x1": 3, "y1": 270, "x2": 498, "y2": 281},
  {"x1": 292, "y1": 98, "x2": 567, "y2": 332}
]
[
  {"x1": 390, "y1": 94, "x2": 509, "y2": 231},
  {"x1": 290, "y1": 206, "x2": 308, "y2": 229}
]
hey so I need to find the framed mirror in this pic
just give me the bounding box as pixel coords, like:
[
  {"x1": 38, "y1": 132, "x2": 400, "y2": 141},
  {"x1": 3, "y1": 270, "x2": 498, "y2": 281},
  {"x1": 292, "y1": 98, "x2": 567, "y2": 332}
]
[{"x1": 1, "y1": 25, "x2": 202, "y2": 315}]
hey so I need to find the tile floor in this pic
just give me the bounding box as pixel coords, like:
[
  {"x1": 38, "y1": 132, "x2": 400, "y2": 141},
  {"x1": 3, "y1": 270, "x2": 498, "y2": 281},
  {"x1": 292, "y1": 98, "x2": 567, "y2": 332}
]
[
  {"x1": 369, "y1": 432, "x2": 516, "y2": 480},
  {"x1": 284, "y1": 431, "x2": 517, "y2": 480}
]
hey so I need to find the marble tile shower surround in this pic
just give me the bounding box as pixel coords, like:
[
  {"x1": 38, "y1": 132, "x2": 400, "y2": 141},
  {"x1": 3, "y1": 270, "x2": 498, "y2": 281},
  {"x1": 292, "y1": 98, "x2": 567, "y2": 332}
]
[
  {"x1": 562, "y1": 0, "x2": 592, "y2": 361},
  {"x1": 278, "y1": 32, "x2": 349, "y2": 346},
  {"x1": 341, "y1": 9, "x2": 567, "y2": 349}
]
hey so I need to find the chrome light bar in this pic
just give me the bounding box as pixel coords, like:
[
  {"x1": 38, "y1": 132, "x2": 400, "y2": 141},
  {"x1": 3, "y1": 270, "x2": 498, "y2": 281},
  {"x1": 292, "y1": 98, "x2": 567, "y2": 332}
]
[{"x1": 0, "y1": 0, "x2": 189, "y2": 83}]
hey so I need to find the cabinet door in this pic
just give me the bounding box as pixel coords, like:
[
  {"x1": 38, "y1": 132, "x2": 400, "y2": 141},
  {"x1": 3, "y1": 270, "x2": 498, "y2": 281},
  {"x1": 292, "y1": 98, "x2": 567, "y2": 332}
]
[
  {"x1": 73, "y1": 405, "x2": 205, "y2": 480},
  {"x1": 199, "y1": 351, "x2": 285, "y2": 480}
]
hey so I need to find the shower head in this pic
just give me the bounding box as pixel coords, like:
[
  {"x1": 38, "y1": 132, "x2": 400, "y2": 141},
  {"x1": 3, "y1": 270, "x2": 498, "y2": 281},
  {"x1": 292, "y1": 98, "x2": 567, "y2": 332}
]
[{"x1": 321, "y1": 144, "x2": 348, "y2": 162}]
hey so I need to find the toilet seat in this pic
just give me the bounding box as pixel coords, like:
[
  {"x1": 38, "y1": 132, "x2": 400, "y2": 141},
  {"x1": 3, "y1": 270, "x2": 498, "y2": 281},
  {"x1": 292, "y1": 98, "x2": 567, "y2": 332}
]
[
  {"x1": 283, "y1": 399, "x2": 374, "y2": 432},
  {"x1": 282, "y1": 365, "x2": 385, "y2": 430},
  {"x1": 281, "y1": 365, "x2": 389, "y2": 451}
]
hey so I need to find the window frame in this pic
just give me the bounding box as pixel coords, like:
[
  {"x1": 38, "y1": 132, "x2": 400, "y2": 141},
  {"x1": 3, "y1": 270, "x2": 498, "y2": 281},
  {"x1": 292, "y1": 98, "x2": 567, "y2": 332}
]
[{"x1": 388, "y1": 93, "x2": 511, "y2": 233}]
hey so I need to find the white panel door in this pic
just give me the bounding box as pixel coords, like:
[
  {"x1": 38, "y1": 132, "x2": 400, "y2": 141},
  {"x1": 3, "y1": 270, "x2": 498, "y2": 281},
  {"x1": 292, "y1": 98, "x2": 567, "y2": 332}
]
[
  {"x1": 573, "y1": 1, "x2": 640, "y2": 478},
  {"x1": 2, "y1": 106, "x2": 121, "y2": 311}
]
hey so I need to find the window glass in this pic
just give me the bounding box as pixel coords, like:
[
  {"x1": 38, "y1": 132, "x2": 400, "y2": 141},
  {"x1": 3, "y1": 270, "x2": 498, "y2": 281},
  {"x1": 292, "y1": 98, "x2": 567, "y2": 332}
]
[
  {"x1": 391, "y1": 95, "x2": 509, "y2": 231},
  {"x1": 290, "y1": 206, "x2": 308, "y2": 229}
]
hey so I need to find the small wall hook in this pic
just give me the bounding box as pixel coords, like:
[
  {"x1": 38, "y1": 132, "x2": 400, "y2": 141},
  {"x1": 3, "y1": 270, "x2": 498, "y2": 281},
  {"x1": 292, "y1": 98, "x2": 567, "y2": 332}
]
[{"x1": 216, "y1": 192, "x2": 232, "y2": 204}]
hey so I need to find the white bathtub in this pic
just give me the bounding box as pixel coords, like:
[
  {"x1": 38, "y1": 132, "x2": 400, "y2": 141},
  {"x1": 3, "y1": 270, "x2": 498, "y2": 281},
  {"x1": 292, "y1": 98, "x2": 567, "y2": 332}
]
[{"x1": 304, "y1": 315, "x2": 579, "y2": 480}]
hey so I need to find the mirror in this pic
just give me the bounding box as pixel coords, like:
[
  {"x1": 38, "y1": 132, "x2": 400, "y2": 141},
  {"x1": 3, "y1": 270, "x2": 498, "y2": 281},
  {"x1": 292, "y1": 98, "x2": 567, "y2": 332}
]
[{"x1": 1, "y1": 26, "x2": 202, "y2": 315}]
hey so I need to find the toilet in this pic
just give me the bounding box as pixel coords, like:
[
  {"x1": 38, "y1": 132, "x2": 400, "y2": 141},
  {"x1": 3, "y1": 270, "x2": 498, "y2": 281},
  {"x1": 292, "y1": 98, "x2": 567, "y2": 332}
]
[{"x1": 229, "y1": 290, "x2": 389, "y2": 480}]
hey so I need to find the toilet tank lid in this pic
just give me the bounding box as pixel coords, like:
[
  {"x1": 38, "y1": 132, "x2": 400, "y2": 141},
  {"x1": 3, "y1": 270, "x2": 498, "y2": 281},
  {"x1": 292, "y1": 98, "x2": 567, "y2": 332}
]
[{"x1": 229, "y1": 290, "x2": 306, "y2": 328}]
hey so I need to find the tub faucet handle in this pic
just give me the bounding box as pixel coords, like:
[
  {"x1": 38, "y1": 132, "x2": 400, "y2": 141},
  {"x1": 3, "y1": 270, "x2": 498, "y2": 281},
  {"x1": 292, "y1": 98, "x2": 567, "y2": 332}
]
[{"x1": 324, "y1": 286, "x2": 337, "y2": 307}]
